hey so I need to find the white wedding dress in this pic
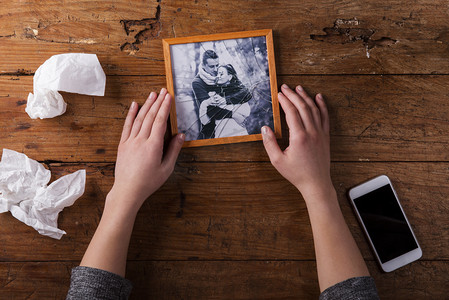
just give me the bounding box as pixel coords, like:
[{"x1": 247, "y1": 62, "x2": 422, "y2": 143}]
[{"x1": 214, "y1": 102, "x2": 250, "y2": 138}]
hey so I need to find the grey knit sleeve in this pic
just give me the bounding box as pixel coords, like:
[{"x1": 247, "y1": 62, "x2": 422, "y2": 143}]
[
  {"x1": 319, "y1": 276, "x2": 380, "y2": 300},
  {"x1": 66, "y1": 266, "x2": 133, "y2": 300}
]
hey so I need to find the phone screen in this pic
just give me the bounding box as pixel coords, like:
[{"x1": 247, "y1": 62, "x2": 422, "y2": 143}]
[{"x1": 353, "y1": 184, "x2": 418, "y2": 263}]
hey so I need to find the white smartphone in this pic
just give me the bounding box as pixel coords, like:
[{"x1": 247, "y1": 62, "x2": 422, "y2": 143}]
[{"x1": 348, "y1": 175, "x2": 422, "y2": 272}]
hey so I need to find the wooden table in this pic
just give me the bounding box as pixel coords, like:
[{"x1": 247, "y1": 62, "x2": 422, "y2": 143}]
[{"x1": 1, "y1": 1, "x2": 448, "y2": 298}]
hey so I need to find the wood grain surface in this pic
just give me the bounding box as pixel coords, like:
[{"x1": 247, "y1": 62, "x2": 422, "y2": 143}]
[
  {"x1": 0, "y1": 0, "x2": 448, "y2": 299},
  {"x1": 1, "y1": 0, "x2": 449, "y2": 75},
  {"x1": 0, "y1": 261, "x2": 447, "y2": 299},
  {"x1": 2, "y1": 75, "x2": 449, "y2": 162}
]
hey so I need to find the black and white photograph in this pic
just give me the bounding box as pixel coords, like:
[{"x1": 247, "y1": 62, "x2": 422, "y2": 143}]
[{"x1": 163, "y1": 30, "x2": 280, "y2": 147}]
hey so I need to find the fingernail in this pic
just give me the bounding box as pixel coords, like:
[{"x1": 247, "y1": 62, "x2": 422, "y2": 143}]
[
  {"x1": 281, "y1": 84, "x2": 288, "y2": 89},
  {"x1": 178, "y1": 133, "x2": 185, "y2": 142},
  {"x1": 296, "y1": 85, "x2": 303, "y2": 91},
  {"x1": 149, "y1": 91, "x2": 156, "y2": 99},
  {"x1": 317, "y1": 93, "x2": 323, "y2": 100},
  {"x1": 131, "y1": 101, "x2": 136, "y2": 109},
  {"x1": 261, "y1": 126, "x2": 267, "y2": 135},
  {"x1": 161, "y1": 87, "x2": 167, "y2": 94}
]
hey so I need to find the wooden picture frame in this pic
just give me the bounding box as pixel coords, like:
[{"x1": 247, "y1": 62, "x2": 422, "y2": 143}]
[{"x1": 162, "y1": 29, "x2": 281, "y2": 147}]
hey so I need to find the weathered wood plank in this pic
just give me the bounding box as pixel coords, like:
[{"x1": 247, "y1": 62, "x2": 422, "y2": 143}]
[
  {"x1": 0, "y1": 162, "x2": 447, "y2": 261},
  {"x1": 127, "y1": 261, "x2": 320, "y2": 299},
  {"x1": 0, "y1": 1, "x2": 446, "y2": 299},
  {"x1": 0, "y1": 0, "x2": 161, "y2": 76},
  {"x1": 0, "y1": 261, "x2": 447, "y2": 299},
  {"x1": 161, "y1": 0, "x2": 449, "y2": 75},
  {"x1": 1, "y1": 75, "x2": 449, "y2": 162},
  {"x1": 1, "y1": 0, "x2": 448, "y2": 75},
  {"x1": 0, "y1": 0, "x2": 157, "y2": 23},
  {"x1": 127, "y1": 261, "x2": 449, "y2": 300},
  {"x1": 0, "y1": 262, "x2": 76, "y2": 299}
]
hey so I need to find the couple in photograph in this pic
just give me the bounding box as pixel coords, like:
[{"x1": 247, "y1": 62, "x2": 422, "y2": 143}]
[{"x1": 192, "y1": 50, "x2": 252, "y2": 140}]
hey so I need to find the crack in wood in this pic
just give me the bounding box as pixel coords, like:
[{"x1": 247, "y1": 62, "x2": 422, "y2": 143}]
[
  {"x1": 3, "y1": 264, "x2": 14, "y2": 288},
  {"x1": 23, "y1": 23, "x2": 101, "y2": 44},
  {"x1": 1, "y1": 69, "x2": 33, "y2": 76},
  {"x1": 310, "y1": 18, "x2": 398, "y2": 58},
  {"x1": 310, "y1": 18, "x2": 375, "y2": 44},
  {"x1": 119, "y1": 0, "x2": 162, "y2": 55},
  {"x1": 0, "y1": 32, "x2": 16, "y2": 38},
  {"x1": 357, "y1": 120, "x2": 378, "y2": 139},
  {"x1": 16, "y1": 122, "x2": 32, "y2": 131},
  {"x1": 41, "y1": 159, "x2": 66, "y2": 165},
  {"x1": 176, "y1": 191, "x2": 186, "y2": 218},
  {"x1": 383, "y1": 11, "x2": 417, "y2": 27},
  {"x1": 23, "y1": 27, "x2": 38, "y2": 39}
]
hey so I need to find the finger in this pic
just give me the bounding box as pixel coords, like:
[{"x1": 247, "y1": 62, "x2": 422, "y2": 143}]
[
  {"x1": 140, "y1": 88, "x2": 168, "y2": 139},
  {"x1": 281, "y1": 84, "x2": 315, "y2": 130},
  {"x1": 296, "y1": 85, "x2": 322, "y2": 128},
  {"x1": 130, "y1": 92, "x2": 157, "y2": 138},
  {"x1": 278, "y1": 92, "x2": 304, "y2": 132},
  {"x1": 261, "y1": 126, "x2": 283, "y2": 167},
  {"x1": 161, "y1": 133, "x2": 185, "y2": 173},
  {"x1": 120, "y1": 101, "x2": 138, "y2": 143},
  {"x1": 316, "y1": 93, "x2": 330, "y2": 133},
  {"x1": 147, "y1": 92, "x2": 172, "y2": 142}
]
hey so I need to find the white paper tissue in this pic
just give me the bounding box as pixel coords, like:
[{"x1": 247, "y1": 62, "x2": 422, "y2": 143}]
[
  {"x1": 26, "y1": 53, "x2": 106, "y2": 119},
  {"x1": 0, "y1": 149, "x2": 86, "y2": 239}
]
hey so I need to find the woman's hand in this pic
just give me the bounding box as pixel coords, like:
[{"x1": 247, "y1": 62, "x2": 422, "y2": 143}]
[
  {"x1": 262, "y1": 86, "x2": 371, "y2": 292},
  {"x1": 109, "y1": 88, "x2": 184, "y2": 212},
  {"x1": 262, "y1": 84, "x2": 333, "y2": 201},
  {"x1": 79, "y1": 89, "x2": 184, "y2": 277},
  {"x1": 211, "y1": 94, "x2": 227, "y2": 107}
]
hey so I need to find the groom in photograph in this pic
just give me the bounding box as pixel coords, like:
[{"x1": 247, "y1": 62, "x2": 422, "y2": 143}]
[{"x1": 192, "y1": 50, "x2": 232, "y2": 139}]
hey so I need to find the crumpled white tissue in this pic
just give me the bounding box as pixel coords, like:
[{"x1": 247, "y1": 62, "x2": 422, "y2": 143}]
[
  {"x1": 26, "y1": 53, "x2": 106, "y2": 119},
  {"x1": 0, "y1": 149, "x2": 86, "y2": 239}
]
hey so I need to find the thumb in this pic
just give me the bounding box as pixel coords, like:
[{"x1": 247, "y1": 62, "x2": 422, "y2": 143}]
[
  {"x1": 261, "y1": 126, "x2": 283, "y2": 164},
  {"x1": 162, "y1": 133, "x2": 185, "y2": 171}
]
